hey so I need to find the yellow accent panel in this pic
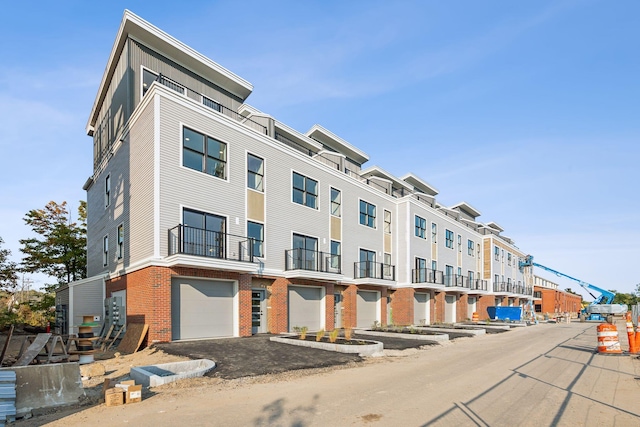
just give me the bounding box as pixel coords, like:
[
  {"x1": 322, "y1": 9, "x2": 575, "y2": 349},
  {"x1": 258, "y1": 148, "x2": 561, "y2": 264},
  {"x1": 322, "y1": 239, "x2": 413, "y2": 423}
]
[
  {"x1": 483, "y1": 239, "x2": 491, "y2": 279},
  {"x1": 431, "y1": 243, "x2": 437, "y2": 260},
  {"x1": 247, "y1": 190, "x2": 264, "y2": 222},
  {"x1": 331, "y1": 216, "x2": 341, "y2": 240},
  {"x1": 384, "y1": 234, "x2": 391, "y2": 253}
]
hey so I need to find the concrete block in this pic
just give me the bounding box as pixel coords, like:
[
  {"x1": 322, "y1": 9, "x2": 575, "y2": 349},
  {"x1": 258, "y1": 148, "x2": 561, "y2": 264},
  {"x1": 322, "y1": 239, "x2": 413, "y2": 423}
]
[
  {"x1": 130, "y1": 359, "x2": 216, "y2": 388},
  {"x1": 0, "y1": 362, "x2": 85, "y2": 417}
]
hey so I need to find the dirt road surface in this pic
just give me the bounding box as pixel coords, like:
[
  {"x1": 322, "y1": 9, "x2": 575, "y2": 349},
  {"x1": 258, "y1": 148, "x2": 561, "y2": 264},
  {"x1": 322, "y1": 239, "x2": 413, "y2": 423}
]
[{"x1": 18, "y1": 322, "x2": 640, "y2": 426}]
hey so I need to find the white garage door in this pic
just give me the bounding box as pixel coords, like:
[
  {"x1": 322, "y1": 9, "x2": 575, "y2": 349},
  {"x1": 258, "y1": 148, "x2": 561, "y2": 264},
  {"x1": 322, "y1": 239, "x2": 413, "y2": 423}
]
[
  {"x1": 288, "y1": 286, "x2": 322, "y2": 332},
  {"x1": 444, "y1": 295, "x2": 456, "y2": 323},
  {"x1": 414, "y1": 293, "x2": 430, "y2": 325},
  {"x1": 357, "y1": 290, "x2": 378, "y2": 328},
  {"x1": 171, "y1": 278, "x2": 235, "y2": 340}
]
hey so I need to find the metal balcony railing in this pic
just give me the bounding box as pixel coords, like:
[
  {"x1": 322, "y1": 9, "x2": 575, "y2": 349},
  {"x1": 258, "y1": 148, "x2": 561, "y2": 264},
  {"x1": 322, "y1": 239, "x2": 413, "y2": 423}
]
[
  {"x1": 168, "y1": 225, "x2": 255, "y2": 262},
  {"x1": 469, "y1": 279, "x2": 488, "y2": 291},
  {"x1": 354, "y1": 261, "x2": 395, "y2": 281},
  {"x1": 411, "y1": 268, "x2": 444, "y2": 285},
  {"x1": 284, "y1": 248, "x2": 341, "y2": 274},
  {"x1": 493, "y1": 282, "x2": 508, "y2": 292}
]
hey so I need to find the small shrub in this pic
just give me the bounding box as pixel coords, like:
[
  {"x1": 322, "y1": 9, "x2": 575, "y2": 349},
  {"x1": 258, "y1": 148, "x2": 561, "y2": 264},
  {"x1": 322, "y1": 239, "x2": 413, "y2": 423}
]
[
  {"x1": 298, "y1": 326, "x2": 308, "y2": 340},
  {"x1": 409, "y1": 326, "x2": 417, "y2": 334},
  {"x1": 316, "y1": 329, "x2": 325, "y2": 342},
  {"x1": 329, "y1": 329, "x2": 339, "y2": 343},
  {"x1": 344, "y1": 327, "x2": 353, "y2": 341},
  {"x1": 371, "y1": 321, "x2": 380, "y2": 330}
]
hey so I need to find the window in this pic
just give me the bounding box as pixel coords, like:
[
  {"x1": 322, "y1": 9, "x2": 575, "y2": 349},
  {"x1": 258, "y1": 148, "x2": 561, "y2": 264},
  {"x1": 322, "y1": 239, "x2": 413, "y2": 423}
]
[
  {"x1": 445, "y1": 265, "x2": 453, "y2": 286},
  {"x1": 507, "y1": 253, "x2": 512, "y2": 266},
  {"x1": 468, "y1": 271, "x2": 474, "y2": 281},
  {"x1": 330, "y1": 240, "x2": 341, "y2": 270},
  {"x1": 293, "y1": 234, "x2": 318, "y2": 270},
  {"x1": 415, "y1": 216, "x2": 427, "y2": 238},
  {"x1": 431, "y1": 223, "x2": 437, "y2": 243},
  {"x1": 183, "y1": 208, "x2": 226, "y2": 258},
  {"x1": 247, "y1": 154, "x2": 264, "y2": 191},
  {"x1": 416, "y1": 257, "x2": 427, "y2": 282},
  {"x1": 457, "y1": 234, "x2": 462, "y2": 252},
  {"x1": 247, "y1": 221, "x2": 264, "y2": 257},
  {"x1": 331, "y1": 188, "x2": 341, "y2": 217},
  {"x1": 359, "y1": 200, "x2": 376, "y2": 228},
  {"x1": 468, "y1": 239, "x2": 474, "y2": 256},
  {"x1": 359, "y1": 249, "x2": 376, "y2": 277},
  {"x1": 457, "y1": 267, "x2": 462, "y2": 276},
  {"x1": 292, "y1": 172, "x2": 318, "y2": 208},
  {"x1": 142, "y1": 68, "x2": 158, "y2": 97},
  {"x1": 494, "y1": 246, "x2": 500, "y2": 261},
  {"x1": 445, "y1": 230, "x2": 454, "y2": 249},
  {"x1": 384, "y1": 253, "x2": 392, "y2": 279},
  {"x1": 432, "y1": 260, "x2": 437, "y2": 271},
  {"x1": 103, "y1": 235, "x2": 109, "y2": 267},
  {"x1": 384, "y1": 210, "x2": 391, "y2": 234},
  {"x1": 117, "y1": 224, "x2": 124, "y2": 259},
  {"x1": 183, "y1": 127, "x2": 227, "y2": 179},
  {"x1": 495, "y1": 274, "x2": 500, "y2": 284},
  {"x1": 105, "y1": 174, "x2": 110, "y2": 208}
]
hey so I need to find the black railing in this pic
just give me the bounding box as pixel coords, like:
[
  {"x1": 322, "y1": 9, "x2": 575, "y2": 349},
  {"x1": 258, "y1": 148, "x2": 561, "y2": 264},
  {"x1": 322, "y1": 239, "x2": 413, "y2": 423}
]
[
  {"x1": 412, "y1": 269, "x2": 444, "y2": 284},
  {"x1": 314, "y1": 153, "x2": 341, "y2": 170},
  {"x1": 469, "y1": 279, "x2": 488, "y2": 291},
  {"x1": 354, "y1": 261, "x2": 395, "y2": 281},
  {"x1": 493, "y1": 282, "x2": 508, "y2": 292},
  {"x1": 154, "y1": 75, "x2": 268, "y2": 135},
  {"x1": 168, "y1": 225, "x2": 255, "y2": 262},
  {"x1": 284, "y1": 248, "x2": 340, "y2": 274}
]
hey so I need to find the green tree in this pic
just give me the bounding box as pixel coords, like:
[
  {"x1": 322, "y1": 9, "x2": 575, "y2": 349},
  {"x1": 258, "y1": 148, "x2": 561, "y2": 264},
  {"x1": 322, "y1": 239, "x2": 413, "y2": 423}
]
[
  {"x1": 611, "y1": 291, "x2": 638, "y2": 306},
  {"x1": 20, "y1": 201, "x2": 87, "y2": 286},
  {"x1": 0, "y1": 237, "x2": 18, "y2": 290}
]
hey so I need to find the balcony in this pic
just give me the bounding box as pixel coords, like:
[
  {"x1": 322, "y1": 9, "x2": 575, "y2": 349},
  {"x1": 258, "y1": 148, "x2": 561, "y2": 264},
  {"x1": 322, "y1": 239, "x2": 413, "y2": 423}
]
[
  {"x1": 168, "y1": 225, "x2": 255, "y2": 263},
  {"x1": 285, "y1": 248, "x2": 341, "y2": 274},
  {"x1": 412, "y1": 268, "x2": 444, "y2": 285},
  {"x1": 493, "y1": 282, "x2": 509, "y2": 293},
  {"x1": 469, "y1": 279, "x2": 489, "y2": 292},
  {"x1": 354, "y1": 261, "x2": 395, "y2": 281}
]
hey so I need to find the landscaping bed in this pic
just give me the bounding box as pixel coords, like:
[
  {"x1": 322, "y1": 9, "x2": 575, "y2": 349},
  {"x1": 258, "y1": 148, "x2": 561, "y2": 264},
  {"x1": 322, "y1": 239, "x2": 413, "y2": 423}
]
[
  {"x1": 360, "y1": 327, "x2": 449, "y2": 343},
  {"x1": 270, "y1": 335, "x2": 383, "y2": 356}
]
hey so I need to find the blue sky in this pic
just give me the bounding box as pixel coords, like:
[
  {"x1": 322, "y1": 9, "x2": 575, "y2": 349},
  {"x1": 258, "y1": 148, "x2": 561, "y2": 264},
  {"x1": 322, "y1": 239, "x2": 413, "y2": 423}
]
[{"x1": 0, "y1": 1, "x2": 638, "y2": 298}]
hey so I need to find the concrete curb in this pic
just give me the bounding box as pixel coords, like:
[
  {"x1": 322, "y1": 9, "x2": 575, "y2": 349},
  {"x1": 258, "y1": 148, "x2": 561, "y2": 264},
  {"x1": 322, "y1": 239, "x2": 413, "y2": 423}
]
[
  {"x1": 453, "y1": 323, "x2": 511, "y2": 331},
  {"x1": 356, "y1": 330, "x2": 449, "y2": 342},
  {"x1": 416, "y1": 326, "x2": 485, "y2": 336},
  {"x1": 270, "y1": 336, "x2": 383, "y2": 356}
]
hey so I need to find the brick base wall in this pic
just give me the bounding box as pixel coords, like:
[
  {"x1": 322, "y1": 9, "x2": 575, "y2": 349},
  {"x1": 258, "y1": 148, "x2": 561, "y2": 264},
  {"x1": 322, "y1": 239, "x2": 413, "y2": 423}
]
[{"x1": 390, "y1": 288, "x2": 414, "y2": 326}]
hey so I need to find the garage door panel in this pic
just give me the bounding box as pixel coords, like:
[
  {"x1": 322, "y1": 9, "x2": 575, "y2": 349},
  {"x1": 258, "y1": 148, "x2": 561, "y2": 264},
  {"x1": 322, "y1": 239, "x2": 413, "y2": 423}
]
[
  {"x1": 357, "y1": 291, "x2": 378, "y2": 328},
  {"x1": 172, "y1": 279, "x2": 234, "y2": 340},
  {"x1": 414, "y1": 293, "x2": 430, "y2": 325},
  {"x1": 289, "y1": 286, "x2": 322, "y2": 332}
]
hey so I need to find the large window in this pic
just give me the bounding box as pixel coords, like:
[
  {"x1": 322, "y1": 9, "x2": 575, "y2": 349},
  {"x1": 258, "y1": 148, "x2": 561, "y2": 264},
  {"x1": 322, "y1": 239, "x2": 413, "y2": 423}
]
[
  {"x1": 415, "y1": 216, "x2": 427, "y2": 239},
  {"x1": 468, "y1": 270, "x2": 474, "y2": 281},
  {"x1": 468, "y1": 239, "x2": 474, "y2": 256},
  {"x1": 247, "y1": 221, "x2": 264, "y2": 257},
  {"x1": 431, "y1": 223, "x2": 437, "y2": 243},
  {"x1": 359, "y1": 249, "x2": 376, "y2": 277},
  {"x1": 445, "y1": 229, "x2": 454, "y2": 248},
  {"x1": 359, "y1": 200, "x2": 376, "y2": 228},
  {"x1": 416, "y1": 257, "x2": 427, "y2": 282},
  {"x1": 103, "y1": 235, "x2": 108, "y2": 267},
  {"x1": 384, "y1": 210, "x2": 391, "y2": 234},
  {"x1": 293, "y1": 233, "x2": 318, "y2": 270},
  {"x1": 331, "y1": 240, "x2": 341, "y2": 270},
  {"x1": 292, "y1": 172, "x2": 318, "y2": 208},
  {"x1": 331, "y1": 188, "x2": 341, "y2": 217},
  {"x1": 183, "y1": 208, "x2": 226, "y2": 258},
  {"x1": 117, "y1": 224, "x2": 124, "y2": 259},
  {"x1": 247, "y1": 153, "x2": 264, "y2": 191},
  {"x1": 142, "y1": 68, "x2": 158, "y2": 97},
  {"x1": 183, "y1": 127, "x2": 227, "y2": 179},
  {"x1": 105, "y1": 174, "x2": 111, "y2": 208},
  {"x1": 432, "y1": 260, "x2": 437, "y2": 271}
]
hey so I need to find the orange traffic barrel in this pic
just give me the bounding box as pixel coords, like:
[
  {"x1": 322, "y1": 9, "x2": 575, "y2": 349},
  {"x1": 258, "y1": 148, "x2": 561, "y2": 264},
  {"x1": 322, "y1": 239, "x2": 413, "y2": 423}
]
[
  {"x1": 597, "y1": 323, "x2": 622, "y2": 354},
  {"x1": 472, "y1": 312, "x2": 479, "y2": 322}
]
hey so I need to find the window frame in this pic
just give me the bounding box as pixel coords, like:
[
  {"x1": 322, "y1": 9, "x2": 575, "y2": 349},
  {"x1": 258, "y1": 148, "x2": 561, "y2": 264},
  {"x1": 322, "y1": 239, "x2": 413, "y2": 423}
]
[
  {"x1": 415, "y1": 215, "x2": 427, "y2": 239},
  {"x1": 117, "y1": 224, "x2": 124, "y2": 260},
  {"x1": 104, "y1": 174, "x2": 110, "y2": 208},
  {"x1": 103, "y1": 235, "x2": 109, "y2": 267},
  {"x1": 457, "y1": 234, "x2": 462, "y2": 252},
  {"x1": 445, "y1": 229, "x2": 454, "y2": 249},
  {"x1": 359, "y1": 199, "x2": 376, "y2": 228},
  {"x1": 383, "y1": 210, "x2": 391, "y2": 234},
  {"x1": 494, "y1": 246, "x2": 500, "y2": 261},
  {"x1": 141, "y1": 67, "x2": 159, "y2": 98},
  {"x1": 330, "y1": 188, "x2": 341, "y2": 217},
  {"x1": 247, "y1": 153, "x2": 264, "y2": 192},
  {"x1": 182, "y1": 126, "x2": 228, "y2": 180},
  {"x1": 330, "y1": 240, "x2": 341, "y2": 270},
  {"x1": 292, "y1": 171, "x2": 318, "y2": 209},
  {"x1": 467, "y1": 239, "x2": 474, "y2": 256},
  {"x1": 247, "y1": 221, "x2": 264, "y2": 258},
  {"x1": 431, "y1": 223, "x2": 437, "y2": 243}
]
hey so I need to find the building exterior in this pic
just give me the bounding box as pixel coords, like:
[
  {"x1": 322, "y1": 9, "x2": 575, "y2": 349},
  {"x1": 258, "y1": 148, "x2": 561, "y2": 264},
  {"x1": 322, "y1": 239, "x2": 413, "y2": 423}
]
[
  {"x1": 82, "y1": 11, "x2": 534, "y2": 343},
  {"x1": 533, "y1": 275, "x2": 582, "y2": 316}
]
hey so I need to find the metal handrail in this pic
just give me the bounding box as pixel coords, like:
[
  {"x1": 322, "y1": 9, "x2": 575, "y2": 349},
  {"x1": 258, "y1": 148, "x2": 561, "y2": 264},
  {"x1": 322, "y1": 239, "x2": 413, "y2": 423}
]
[
  {"x1": 168, "y1": 225, "x2": 255, "y2": 262},
  {"x1": 354, "y1": 261, "x2": 395, "y2": 280},
  {"x1": 284, "y1": 248, "x2": 341, "y2": 274}
]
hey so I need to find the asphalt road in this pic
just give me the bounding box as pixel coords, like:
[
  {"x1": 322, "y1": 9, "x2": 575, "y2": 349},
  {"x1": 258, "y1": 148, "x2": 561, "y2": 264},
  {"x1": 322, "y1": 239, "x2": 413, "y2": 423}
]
[{"x1": 29, "y1": 322, "x2": 640, "y2": 426}]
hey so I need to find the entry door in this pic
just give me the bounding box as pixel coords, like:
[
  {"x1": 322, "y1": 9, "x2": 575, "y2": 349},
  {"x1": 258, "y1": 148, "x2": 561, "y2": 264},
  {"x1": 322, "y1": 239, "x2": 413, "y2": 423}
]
[
  {"x1": 444, "y1": 295, "x2": 456, "y2": 323},
  {"x1": 252, "y1": 289, "x2": 267, "y2": 334},
  {"x1": 334, "y1": 293, "x2": 342, "y2": 329}
]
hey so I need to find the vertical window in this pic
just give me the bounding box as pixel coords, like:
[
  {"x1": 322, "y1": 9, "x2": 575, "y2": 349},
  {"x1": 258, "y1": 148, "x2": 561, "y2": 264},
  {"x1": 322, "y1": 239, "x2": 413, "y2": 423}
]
[
  {"x1": 384, "y1": 210, "x2": 391, "y2": 234},
  {"x1": 416, "y1": 257, "x2": 427, "y2": 282},
  {"x1": 359, "y1": 249, "x2": 376, "y2": 278},
  {"x1": 293, "y1": 234, "x2": 318, "y2": 270},
  {"x1": 117, "y1": 224, "x2": 124, "y2": 259},
  {"x1": 457, "y1": 267, "x2": 462, "y2": 276},
  {"x1": 445, "y1": 230, "x2": 454, "y2": 248},
  {"x1": 468, "y1": 271, "x2": 474, "y2": 281},
  {"x1": 507, "y1": 253, "x2": 512, "y2": 266},
  {"x1": 495, "y1": 274, "x2": 500, "y2": 284},
  {"x1": 292, "y1": 172, "x2": 318, "y2": 208},
  {"x1": 330, "y1": 240, "x2": 341, "y2": 270},
  {"x1": 247, "y1": 153, "x2": 264, "y2": 191},
  {"x1": 359, "y1": 200, "x2": 376, "y2": 228},
  {"x1": 105, "y1": 174, "x2": 111, "y2": 208},
  {"x1": 494, "y1": 246, "x2": 500, "y2": 261},
  {"x1": 247, "y1": 221, "x2": 264, "y2": 257},
  {"x1": 415, "y1": 216, "x2": 427, "y2": 238},
  {"x1": 445, "y1": 265, "x2": 453, "y2": 286},
  {"x1": 103, "y1": 235, "x2": 109, "y2": 267},
  {"x1": 431, "y1": 223, "x2": 437, "y2": 243},
  {"x1": 432, "y1": 260, "x2": 437, "y2": 271},
  {"x1": 468, "y1": 239, "x2": 474, "y2": 256},
  {"x1": 384, "y1": 253, "x2": 392, "y2": 279},
  {"x1": 142, "y1": 68, "x2": 158, "y2": 97},
  {"x1": 331, "y1": 188, "x2": 341, "y2": 217},
  {"x1": 457, "y1": 235, "x2": 462, "y2": 252},
  {"x1": 183, "y1": 127, "x2": 227, "y2": 179},
  {"x1": 183, "y1": 209, "x2": 226, "y2": 258}
]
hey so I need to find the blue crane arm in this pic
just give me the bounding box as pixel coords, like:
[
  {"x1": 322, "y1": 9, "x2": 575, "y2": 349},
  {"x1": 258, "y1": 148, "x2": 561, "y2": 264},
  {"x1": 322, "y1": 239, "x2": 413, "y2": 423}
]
[{"x1": 519, "y1": 255, "x2": 614, "y2": 304}]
